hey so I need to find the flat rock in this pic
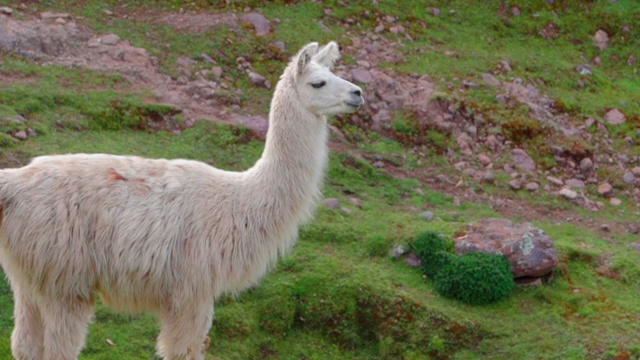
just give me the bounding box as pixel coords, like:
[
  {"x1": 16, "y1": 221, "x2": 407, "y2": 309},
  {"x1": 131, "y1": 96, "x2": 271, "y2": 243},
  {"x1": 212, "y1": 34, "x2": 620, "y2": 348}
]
[
  {"x1": 241, "y1": 13, "x2": 270, "y2": 36},
  {"x1": 512, "y1": 148, "x2": 536, "y2": 171},
  {"x1": 559, "y1": 188, "x2": 578, "y2": 199},
  {"x1": 0, "y1": 7, "x2": 13, "y2": 15},
  {"x1": 525, "y1": 182, "x2": 539, "y2": 192},
  {"x1": 565, "y1": 178, "x2": 585, "y2": 188},
  {"x1": 455, "y1": 218, "x2": 559, "y2": 278},
  {"x1": 605, "y1": 109, "x2": 626, "y2": 125},
  {"x1": 13, "y1": 131, "x2": 27, "y2": 140},
  {"x1": 40, "y1": 12, "x2": 71, "y2": 20},
  {"x1": 248, "y1": 71, "x2": 270, "y2": 88},
  {"x1": 546, "y1": 176, "x2": 563, "y2": 186},
  {"x1": 100, "y1": 34, "x2": 120, "y2": 45},
  {"x1": 350, "y1": 68, "x2": 373, "y2": 84},
  {"x1": 481, "y1": 73, "x2": 501, "y2": 86}
]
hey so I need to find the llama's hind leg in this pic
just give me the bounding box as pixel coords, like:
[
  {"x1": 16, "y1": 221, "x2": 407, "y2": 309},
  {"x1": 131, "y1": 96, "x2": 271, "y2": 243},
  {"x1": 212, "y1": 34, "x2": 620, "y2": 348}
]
[
  {"x1": 157, "y1": 303, "x2": 214, "y2": 360},
  {"x1": 11, "y1": 289, "x2": 44, "y2": 360},
  {"x1": 40, "y1": 297, "x2": 95, "y2": 360}
]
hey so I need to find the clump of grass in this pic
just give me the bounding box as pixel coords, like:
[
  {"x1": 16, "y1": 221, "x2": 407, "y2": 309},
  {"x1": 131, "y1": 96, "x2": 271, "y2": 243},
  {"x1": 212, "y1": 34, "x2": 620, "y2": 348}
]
[
  {"x1": 410, "y1": 231, "x2": 456, "y2": 278},
  {"x1": 434, "y1": 252, "x2": 515, "y2": 305}
]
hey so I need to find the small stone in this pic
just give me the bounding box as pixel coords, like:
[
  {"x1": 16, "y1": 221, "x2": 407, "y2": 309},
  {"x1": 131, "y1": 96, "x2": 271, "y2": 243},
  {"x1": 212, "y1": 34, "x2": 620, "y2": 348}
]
[
  {"x1": 623, "y1": 172, "x2": 636, "y2": 184},
  {"x1": 323, "y1": 8, "x2": 332, "y2": 16},
  {"x1": 481, "y1": 73, "x2": 501, "y2": 87},
  {"x1": 389, "y1": 245, "x2": 407, "y2": 259},
  {"x1": 585, "y1": 117, "x2": 596, "y2": 127},
  {"x1": 566, "y1": 178, "x2": 585, "y2": 188},
  {"x1": 419, "y1": 211, "x2": 435, "y2": 222},
  {"x1": 347, "y1": 197, "x2": 363, "y2": 209},
  {"x1": 271, "y1": 41, "x2": 286, "y2": 52},
  {"x1": 559, "y1": 188, "x2": 578, "y2": 199},
  {"x1": 350, "y1": 68, "x2": 373, "y2": 84},
  {"x1": 501, "y1": 60, "x2": 512, "y2": 72},
  {"x1": 462, "y1": 79, "x2": 479, "y2": 88},
  {"x1": 27, "y1": 128, "x2": 36, "y2": 137},
  {"x1": 405, "y1": 253, "x2": 422, "y2": 268},
  {"x1": 579, "y1": 158, "x2": 594, "y2": 172},
  {"x1": 0, "y1": 7, "x2": 13, "y2": 15},
  {"x1": 248, "y1": 71, "x2": 270, "y2": 88},
  {"x1": 600, "y1": 224, "x2": 611, "y2": 232},
  {"x1": 610, "y1": 198, "x2": 622, "y2": 206},
  {"x1": 632, "y1": 167, "x2": 640, "y2": 177},
  {"x1": 594, "y1": 29, "x2": 610, "y2": 51},
  {"x1": 495, "y1": 94, "x2": 507, "y2": 103},
  {"x1": 511, "y1": 6, "x2": 521, "y2": 17},
  {"x1": 546, "y1": 176, "x2": 563, "y2": 186},
  {"x1": 482, "y1": 172, "x2": 495, "y2": 184},
  {"x1": 605, "y1": 109, "x2": 626, "y2": 125},
  {"x1": 598, "y1": 182, "x2": 614, "y2": 197},
  {"x1": 372, "y1": 161, "x2": 385, "y2": 168},
  {"x1": 576, "y1": 64, "x2": 592, "y2": 76},
  {"x1": 103, "y1": 9, "x2": 114, "y2": 16},
  {"x1": 436, "y1": 174, "x2": 454, "y2": 185},
  {"x1": 101, "y1": 34, "x2": 120, "y2": 45},
  {"x1": 212, "y1": 66, "x2": 223, "y2": 80},
  {"x1": 323, "y1": 198, "x2": 340, "y2": 209},
  {"x1": 340, "y1": 207, "x2": 353, "y2": 215},
  {"x1": 508, "y1": 179, "x2": 521, "y2": 190},
  {"x1": 593, "y1": 56, "x2": 602, "y2": 66},
  {"x1": 13, "y1": 131, "x2": 27, "y2": 140},
  {"x1": 432, "y1": 7, "x2": 441, "y2": 16},
  {"x1": 389, "y1": 25, "x2": 405, "y2": 34},
  {"x1": 374, "y1": 24, "x2": 385, "y2": 33},
  {"x1": 525, "y1": 182, "x2": 539, "y2": 192},
  {"x1": 40, "y1": 12, "x2": 71, "y2": 20},
  {"x1": 512, "y1": 148, "x2": 536, "y2": 171},
  {"x1": 478, "y1": 153, "x2": 492, "y2": 166},
  {"x1": 241, "y1": 13, "x2": 270, "y2": 36}
]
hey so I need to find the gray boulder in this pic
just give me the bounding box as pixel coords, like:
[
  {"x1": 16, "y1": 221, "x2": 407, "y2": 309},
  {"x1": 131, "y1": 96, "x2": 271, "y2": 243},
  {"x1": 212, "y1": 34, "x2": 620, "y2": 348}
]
[{"x1": 454, "y1": 218, "x2": 558, "y2": 279}]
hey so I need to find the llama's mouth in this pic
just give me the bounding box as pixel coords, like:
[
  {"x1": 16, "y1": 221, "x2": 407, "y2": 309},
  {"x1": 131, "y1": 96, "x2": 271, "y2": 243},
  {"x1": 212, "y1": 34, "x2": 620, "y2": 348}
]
[{"x1": 344, "y1": 101, "x2": 363, "y2": 109}]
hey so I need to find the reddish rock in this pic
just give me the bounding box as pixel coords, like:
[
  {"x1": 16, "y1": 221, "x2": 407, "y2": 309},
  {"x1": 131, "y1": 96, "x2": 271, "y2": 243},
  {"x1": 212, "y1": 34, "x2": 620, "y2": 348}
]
[{"x1": 455, "y1": 218, "x2": 559, "y2": 279}]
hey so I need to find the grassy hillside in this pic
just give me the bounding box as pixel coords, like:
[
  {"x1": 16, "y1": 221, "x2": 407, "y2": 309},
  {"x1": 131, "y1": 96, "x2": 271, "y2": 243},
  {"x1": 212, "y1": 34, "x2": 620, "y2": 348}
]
[{"x1": 0, "y1": 0, "x2": 639, "y2": 359}]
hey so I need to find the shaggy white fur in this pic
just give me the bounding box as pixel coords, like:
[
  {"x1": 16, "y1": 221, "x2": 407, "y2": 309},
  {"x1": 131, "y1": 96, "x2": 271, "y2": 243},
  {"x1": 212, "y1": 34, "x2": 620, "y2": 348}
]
[{"x1": 0, "y1": 41, "x2": 363, "y2": 360}]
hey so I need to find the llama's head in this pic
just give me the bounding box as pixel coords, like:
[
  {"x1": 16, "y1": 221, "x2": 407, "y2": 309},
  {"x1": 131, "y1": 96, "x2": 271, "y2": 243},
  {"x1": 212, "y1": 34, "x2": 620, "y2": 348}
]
[{"x1": 292, "y1": 41, "x2": 364, "y2": 116}]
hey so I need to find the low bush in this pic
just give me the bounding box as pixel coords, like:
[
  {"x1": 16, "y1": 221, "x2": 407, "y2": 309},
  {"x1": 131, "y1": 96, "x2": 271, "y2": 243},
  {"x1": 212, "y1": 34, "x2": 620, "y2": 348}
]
[
  {"x1": 410, "y1": 231, "x2": 455, "y2": 277},
  {"x1": 433, "y1": 252, "x2": 514, "y2": 305}
]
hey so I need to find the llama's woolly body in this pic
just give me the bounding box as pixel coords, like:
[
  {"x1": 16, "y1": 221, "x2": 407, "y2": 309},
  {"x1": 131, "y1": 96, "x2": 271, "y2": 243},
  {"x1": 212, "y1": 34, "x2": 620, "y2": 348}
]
[{"x1": 0, "y1": 41, "x2": 363, "y2": 360}]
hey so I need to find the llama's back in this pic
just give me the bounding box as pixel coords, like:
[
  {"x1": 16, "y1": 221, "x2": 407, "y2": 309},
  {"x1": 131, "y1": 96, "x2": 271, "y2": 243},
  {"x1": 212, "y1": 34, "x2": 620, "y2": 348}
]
[{"x1": 0, "y1": 154, "x2": 237, "y2": 311}]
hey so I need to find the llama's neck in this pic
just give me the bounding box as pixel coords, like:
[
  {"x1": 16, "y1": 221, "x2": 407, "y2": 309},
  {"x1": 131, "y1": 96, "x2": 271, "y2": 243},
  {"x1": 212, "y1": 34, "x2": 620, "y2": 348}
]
[{"x1": 248, "y1": 75, "x2": 329, "y2": 224}]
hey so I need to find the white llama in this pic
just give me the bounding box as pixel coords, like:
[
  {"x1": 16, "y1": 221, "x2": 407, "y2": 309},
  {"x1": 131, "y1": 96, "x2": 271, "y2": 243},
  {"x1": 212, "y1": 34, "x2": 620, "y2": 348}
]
[{"x1": 0, "y1": 41, "x2": 363, "y2": 360}]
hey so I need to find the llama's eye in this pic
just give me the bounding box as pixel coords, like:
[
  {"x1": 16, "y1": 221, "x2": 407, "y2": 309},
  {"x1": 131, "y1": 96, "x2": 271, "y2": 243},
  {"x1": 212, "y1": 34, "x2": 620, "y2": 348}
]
[{"x1": 310, "y1": 81, "x2": 326, "y2": 89}]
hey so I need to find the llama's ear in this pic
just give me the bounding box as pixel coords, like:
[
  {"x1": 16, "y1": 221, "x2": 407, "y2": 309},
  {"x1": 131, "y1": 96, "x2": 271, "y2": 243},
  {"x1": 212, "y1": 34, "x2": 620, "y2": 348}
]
[
  {"x1": 296, "y1": 42, "x2": 319, "y2": 76},
  {"x1": 313, "y1": 41, "x2": 341, "y2": 69}
]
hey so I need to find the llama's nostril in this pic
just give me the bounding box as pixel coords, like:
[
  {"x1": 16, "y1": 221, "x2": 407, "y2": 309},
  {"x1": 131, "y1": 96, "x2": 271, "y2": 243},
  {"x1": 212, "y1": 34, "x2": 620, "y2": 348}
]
[{"x1": 352, "y1": 89, "x2": 362, "y2": 97}]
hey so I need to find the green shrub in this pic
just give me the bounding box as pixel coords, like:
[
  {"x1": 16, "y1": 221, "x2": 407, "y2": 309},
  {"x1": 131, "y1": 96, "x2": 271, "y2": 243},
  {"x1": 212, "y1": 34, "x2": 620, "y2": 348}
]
[
  {"x1": 410, "y1": 231, "x2": 455, "y2": 277},
  {"x1": 433, "y1": 252, "x2": 514, "y2": 305}
]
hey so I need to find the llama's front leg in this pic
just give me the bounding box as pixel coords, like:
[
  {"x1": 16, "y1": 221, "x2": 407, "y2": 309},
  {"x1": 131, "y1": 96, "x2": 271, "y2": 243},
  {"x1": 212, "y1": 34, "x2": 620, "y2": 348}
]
[
  {"x1": 157, "y1": 303, "x2": 214, "y2": 360},
  {"x1": 11, "y1": 289, "x2": 44, "y2": 360},
  {"x1": 40, "y1": 297, "x2": 95, "y2": 360}
]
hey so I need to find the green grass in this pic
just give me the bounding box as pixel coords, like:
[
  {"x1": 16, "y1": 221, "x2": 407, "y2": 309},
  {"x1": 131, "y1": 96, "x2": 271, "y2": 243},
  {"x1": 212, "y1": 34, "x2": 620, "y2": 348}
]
[{"x1": 0, "y1": 0, "x2": 639, "y2": 359}]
